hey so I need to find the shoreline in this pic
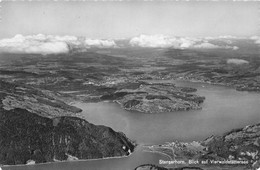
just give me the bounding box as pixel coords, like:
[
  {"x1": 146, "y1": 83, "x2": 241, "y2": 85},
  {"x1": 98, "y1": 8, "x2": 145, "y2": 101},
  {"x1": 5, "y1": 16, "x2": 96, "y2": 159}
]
[{"x1": 1, "y1": 152, "x2": 134, "y2": 168}]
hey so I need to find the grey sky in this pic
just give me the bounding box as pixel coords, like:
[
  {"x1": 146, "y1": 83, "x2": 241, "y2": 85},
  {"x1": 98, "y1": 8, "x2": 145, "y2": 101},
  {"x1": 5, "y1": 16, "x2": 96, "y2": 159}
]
[{"x1": 0, "y1": 1, "x2": 259, "y2": 39}]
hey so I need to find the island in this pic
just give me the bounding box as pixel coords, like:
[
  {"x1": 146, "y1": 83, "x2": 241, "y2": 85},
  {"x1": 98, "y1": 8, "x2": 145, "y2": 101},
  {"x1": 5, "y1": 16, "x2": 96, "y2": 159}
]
[{"x1": 101, "y1": 81, "x2": 205, "y2": 113}]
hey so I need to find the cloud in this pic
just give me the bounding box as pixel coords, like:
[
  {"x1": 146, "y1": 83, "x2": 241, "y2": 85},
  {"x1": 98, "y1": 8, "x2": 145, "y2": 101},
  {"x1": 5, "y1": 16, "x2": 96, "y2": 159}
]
[
  {"x1": 205, "y1": 35, "x2": 246, "y2": 40},
  {"x1": 51, "y1": 35, "x2": 81, "y2": 45},
  {"x1": 250, "y1": 36, "x2": 260, "y2": 44},
  {"x1": 24, "y1": 42, "x2": 69, "y2": 54},
  {"x1": 0, "y1": 34, "x2": 244, "y2": 54},
  {"x1": 250, "y1": 36, "x2": 259, "y2": 40},
  {"x1": 193, "y1": 42, "x2": 220, "y2": 49},
  {"x1": 0, "y1": 34, "x2": 119, "y2": 54},
  {"x1": 129, "y1": 34, "x2": 237, "y2": 49},
  {"x1": 84, "y1": 39, "x2": 116, "y2": 48},
  {"x1": 0, "y1": 34, "x2": 74, "y2": 54},
  {"x1": 193, "y1": 43, "x2": 238, "y2": 50},
  {"x1": 227, "y1": 59, "x2": 249, "y2": 65},
  {"x1": 130, "y1": 34, "x2": 177, "y2": 48},
  {"x1": 129, "y1": 34, "x2": 201, "y2": 48},
  {"x1": 179, "y1": 37, "x2": 198, "y2": 48},
  {"x1": 218, "y1": 35, "x2": 239, "y2": 39},
  {"x1": 129, "y1": 34, "x2": 205, "y2": 48},
  {"x1": 231, "y1": 46, "x2": 239, "y2": 50}
]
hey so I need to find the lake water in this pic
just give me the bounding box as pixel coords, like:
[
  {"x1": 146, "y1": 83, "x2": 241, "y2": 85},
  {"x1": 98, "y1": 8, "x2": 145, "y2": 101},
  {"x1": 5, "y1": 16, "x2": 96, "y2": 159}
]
[{"x1": 3, "y1": 81, "x2": 260, "y2": 170}]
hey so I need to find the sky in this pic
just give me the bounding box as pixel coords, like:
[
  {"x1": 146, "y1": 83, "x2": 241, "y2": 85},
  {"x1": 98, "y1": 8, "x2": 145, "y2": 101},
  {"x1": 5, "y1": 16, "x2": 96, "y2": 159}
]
[{"x1": 0, "y1": 1, "x2": 259, "y2": 39}]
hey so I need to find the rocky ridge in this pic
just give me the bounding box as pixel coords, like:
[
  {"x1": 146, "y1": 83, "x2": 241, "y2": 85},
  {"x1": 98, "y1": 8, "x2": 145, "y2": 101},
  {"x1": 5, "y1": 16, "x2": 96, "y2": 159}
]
[
  {"x1": 0, "y1": 80, "x2": 135, "y2": 165},
  {"x1": 141, "y1": 123, "x2": 260, "y2": 170}
]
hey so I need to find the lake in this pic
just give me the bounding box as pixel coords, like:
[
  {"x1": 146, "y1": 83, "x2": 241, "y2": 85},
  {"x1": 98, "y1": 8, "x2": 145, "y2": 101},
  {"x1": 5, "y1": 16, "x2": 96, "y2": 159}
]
[{"x1": 3, "y1": 81, "x2": 260, "y2": 170}]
